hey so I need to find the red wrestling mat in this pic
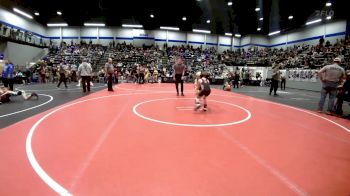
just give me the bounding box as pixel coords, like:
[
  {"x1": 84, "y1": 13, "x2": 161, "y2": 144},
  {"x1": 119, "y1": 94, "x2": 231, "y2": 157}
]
[{"x1": 0, "y1": 83, "x2": 349, "y2": 196}]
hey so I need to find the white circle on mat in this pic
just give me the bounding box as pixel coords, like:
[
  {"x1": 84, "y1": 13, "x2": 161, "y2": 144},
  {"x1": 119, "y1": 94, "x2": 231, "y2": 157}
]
[{"x1": 133, "y1": 98, "x2": 252, "y2": 127}]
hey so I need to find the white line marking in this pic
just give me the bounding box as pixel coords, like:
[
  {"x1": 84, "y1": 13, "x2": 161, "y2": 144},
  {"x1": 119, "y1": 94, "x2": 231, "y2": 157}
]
[
  {"x1": 237, "y1": 90, "x2": 291, "y2": 94},
  {"x1": 236, "y1": 89, "x2": 319, "y2": 98},
  {"x1": 177, "y1": 108, "x2": 194, "y2": 111},
  {"x1": 218, "y1": 129, "x2": 308, "y2": 196},
  {"x1": 213, "y1": 93, "x2": 350, "y2": 133},
  {"x1": 275, "y1": 91, "x2": 291, "y2": 94},
  {"x1": 0, "y1": 94, "x2": 53, "y2": 118},
  {"x1": 25, "y1": 87, "x2": 350, "y2": 195},
  {"x1": 298, "y1": 93, "x2": 319, "y2": 98},
  {"x1": 290, "y1": 98, "x2": 310, "y2": 101},
  {"x1": 115, "y1": 85, "x2": 174, "y2": 93},
  {"x1": 54, "y1": 84, "x2": 349, "y2": 131},
  {"x1": 138, "y1": 85, "x2": 171, "y2": 89},
  {"x1": 70, "y1": 94, "x2": 133, "y2": 190},
  {"x1": 176, "y1": 106, "x2": 193, "y2": 109},
  {"x1": 26, "y1": 91, "x2": 172, "y2": 196},
  {"x1": 16, "y1": 85, "x2": 105, "y2": 92},
  {"x1": 133, "y1": 98, "x2": 252, "y2": 127},
  {"x1": 26, "y1": 111, "x2": 73, "y2": 196}
]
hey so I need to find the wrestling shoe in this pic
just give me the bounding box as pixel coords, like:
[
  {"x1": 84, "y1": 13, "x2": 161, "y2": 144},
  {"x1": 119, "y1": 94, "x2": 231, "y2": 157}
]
[
  {"x1": 203, "y1": 104, "x2": 208, "y2": 111},
  {"x1": 194, "y1": 103, "x2": 201, "y2": 111},
  {"x1": 31, "y1": 92, "x2": 39, "y2": 99}
]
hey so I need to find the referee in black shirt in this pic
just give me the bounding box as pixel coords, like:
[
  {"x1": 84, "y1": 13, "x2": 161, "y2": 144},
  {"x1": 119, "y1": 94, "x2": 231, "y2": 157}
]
[{"x1": 173, "y1": 57, "x2": 186, "y2": 96}]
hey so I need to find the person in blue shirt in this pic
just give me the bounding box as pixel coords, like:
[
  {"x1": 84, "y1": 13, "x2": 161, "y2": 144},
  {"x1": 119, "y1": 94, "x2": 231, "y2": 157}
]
[{"x1": 2, "y1": 60, "x2": 14, "y2": 90}]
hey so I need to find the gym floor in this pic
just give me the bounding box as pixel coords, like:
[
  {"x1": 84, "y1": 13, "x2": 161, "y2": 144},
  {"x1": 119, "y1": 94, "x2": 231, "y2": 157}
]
[{"x1": 0, "y1": 82, "x2": 349, "y2": 196}]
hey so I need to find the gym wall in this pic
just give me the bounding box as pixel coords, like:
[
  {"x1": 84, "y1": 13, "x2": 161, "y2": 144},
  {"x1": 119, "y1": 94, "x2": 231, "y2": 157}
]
[
  {"x1": 1, "y1": 41, "x2": 48, "y2": 67},
  {"x1": 269, "y1": 20, "x2": 346, "y2": 48}
]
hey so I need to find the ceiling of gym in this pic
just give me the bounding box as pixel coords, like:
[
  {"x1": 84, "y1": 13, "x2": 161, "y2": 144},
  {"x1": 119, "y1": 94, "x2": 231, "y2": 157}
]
[{"x1": 3, "y1": 0, "x2": 349, "y2": 35}]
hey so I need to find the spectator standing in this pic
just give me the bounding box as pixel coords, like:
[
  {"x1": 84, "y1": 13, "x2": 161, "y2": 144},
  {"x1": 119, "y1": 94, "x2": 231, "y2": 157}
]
[
  {"x1": 269, "y1": 62, "x2": 281, "y2": 96},
  {"x1": 173, "y1": 57, "x2": 186, "y2": 96},
  {"x1": 317, "y1": 58, "x2": 345, "y2": 115},
  {"x1": 280, "y1": 70, "x2": 286, "y2": 90},
  {"x1": 334, "y1": 71, "x2": 350, "y2": 116},
  {"x1": 77, "y1": 58, "x2": 93, "y2": 93},
  {"x1": 57, "y1": 63, "x2": 68, "y2": 88},
  {"x1": 233, "y1": 71, "x2": 240, "y2": 88},
  {"x1": 105, "y1": 58, "x2": 114, "y2": 91},
  {"x1": 2, "y1": 60, "x2": 14, "y2": 90},
  {"x1": 138, "y1": 65, "x2": 145, "y2": 84},
  {"x1": 243, "y1": 70, "x2": 250, "y2": 86},
  {"x1": 39, "y1": 63, "x2": 46, "y2": 83}
]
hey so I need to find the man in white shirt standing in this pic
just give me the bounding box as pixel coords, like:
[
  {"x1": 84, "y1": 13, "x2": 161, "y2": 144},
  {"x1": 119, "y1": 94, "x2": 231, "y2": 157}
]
[
  {"x1": 317, "y1": 58, "x2": 345, "y2": 114},
  {"x1": 78, "y1": 58, "x2": 93, "y2": 93}
]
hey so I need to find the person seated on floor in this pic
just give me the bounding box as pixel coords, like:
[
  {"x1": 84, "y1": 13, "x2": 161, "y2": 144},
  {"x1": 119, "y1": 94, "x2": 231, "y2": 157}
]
[
  {"x1": 334, "y1": 70, "x2": 350, "y2": 117},
  {"x1": 152, "y1": 69, "x2": 159, "y2": 83},
  {"x1": 144, "y1": 68, "x2": 151, "y2": 83},
  {"x1": 0, "y1": 86, "x2": 38, "y2": 104},
  {"x1": 223, "y1": 81, "x2": 232, "y2": 91}
]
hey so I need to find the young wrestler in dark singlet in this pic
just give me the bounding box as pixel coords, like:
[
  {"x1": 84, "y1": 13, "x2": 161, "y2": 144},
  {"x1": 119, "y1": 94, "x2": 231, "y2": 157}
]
[{"x1": 194, "y1": 71, "x2": 211, "y2": 111}]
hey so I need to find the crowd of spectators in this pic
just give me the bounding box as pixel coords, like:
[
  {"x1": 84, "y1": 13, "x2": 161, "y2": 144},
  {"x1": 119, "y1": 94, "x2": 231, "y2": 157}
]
[
  {"x1": 102, "y1": 43, "x2": 230, "y2": 84},
  {"x1": 0, "y1": 42, "x2": 106, "y2": 85},
  {"x1": 94, "y1": 36, "x2": 350, "y2": 85},
  {"x1": 2, "y1": 35, "x2": 349, "y2": 87},
  {"x1": 48, "y1": 41, "x2": 106, "y2": 68},
  {"x1": 0, "y1": 23, "x2": 44, "y2": 47},
  {"x1": 2, "y1": 35, "x2": 350, "y2": 117},
  {"x1": 223, "y1": 36, "x2": 350, "y2": 70}
]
